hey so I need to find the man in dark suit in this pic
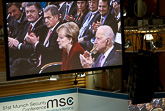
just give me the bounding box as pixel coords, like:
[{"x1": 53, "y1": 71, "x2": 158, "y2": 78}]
[
  {"x1": 9, "y1": 2, "x2": 47, "y2": 76},
  {"x1": 145, "y1": 103, "x2": 154, "y2": 111},
  {"x1": 80, "y1": 0, "x2": 118, "y2": 51},
  {"x1": 137, "y1": 104, "x2": 147, "y2": 111},
  {"x1": 78, "y1": 0, "x2": 100, "y2": 51},
  {"x1": 110, "y1": 0, "x2": 122, "y2": 50},
  {"x1": 26, "y1": 5, "x2": 62, "y2": 73},
  {"x1": 7, "y1": 2, "x2": 28, "y2": 38},
  {"x1": 94, "y1": 0, "x2": 118, "y2": 35},
  {"x1": 10, "y1": 5, "x2": 62, "y2": 77},
  {"x1": 80, "y1": 25, "x2": 122, "y2": 68},
  {"x1": 59, "y1": 1, "x2": 77, "y2": 22},
  {"x1": 8, "y1": 2, "x2": 47, "y2": 64}
]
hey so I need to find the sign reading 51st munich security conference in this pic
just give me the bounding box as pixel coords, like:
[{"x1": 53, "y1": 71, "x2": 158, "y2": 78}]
[{"x1": 0, "y1": 93, "x2": 78, "y2": 111}]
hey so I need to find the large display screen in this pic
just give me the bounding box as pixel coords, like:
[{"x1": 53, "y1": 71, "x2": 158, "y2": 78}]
[{"x1": 3, "y1": 0, "x2": 123, "y2": 80}]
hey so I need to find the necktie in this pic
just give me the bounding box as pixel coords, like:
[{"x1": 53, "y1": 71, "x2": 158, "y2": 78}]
[
  {"x1": 28, "y1": 24, "x2": 32, "y2": 35},
  {"x1": 64, "y1": 5, "x2": 69, "y2": 20},
  {"x1": 44, "y1": 30, "x2": 52, "y2": 46},
  {"x1": 98, "y1": 54, "x2": 105, "y2": 67},
  {"x1": 87, "y1": 13, "x2": 92, "y2": 22},
  {"x1": 100, "y1": 17, "x2": 104, "y2": 25},
  {"x1": 37, "y1": 30, "x2": 52, "y2": 67},
  {"x1": 66, "y1": 5, "x2": 69, "y2": 15},
  {"x1": 24, "y1": 24, "x2": 32, "y2": 44},
  {"x1": 78, "y1": 13, "x2": 92, "y2": 38}
]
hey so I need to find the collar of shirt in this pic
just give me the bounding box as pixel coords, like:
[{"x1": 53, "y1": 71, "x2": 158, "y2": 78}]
[
  {"x1": 139, "y1": 106, "x2": 144, "y2": 110},
  {"x1": 66, "y1": 1, "x2": 74, "y2": 13},
  {"x1": 17, "y1": 13, "x2": 23, "y2": 23},
  {"x1": 101, "y1": 11, "x2": 109, "y2": 21},
  {"x1": 116, "y1": 12, "x2": 120, "y2": 20},
  {"x1": 101, "y1": 45, "x2": 114, "y2": 66},
  {"x1": 34, "y1": 21, "x2": 59, "y2": 48},
  {"x1": 31, "y1": 16, "x2": 42, "y2": 30},
  {"x1": 91, "y1": 10, "x2": 98, "y2": 15},
  {"x1": 50, "y1": 21, "x2": 59, "y2": 32},
  {"x1": 59, "y1": 2, "x2": 65, "y2": 9}
]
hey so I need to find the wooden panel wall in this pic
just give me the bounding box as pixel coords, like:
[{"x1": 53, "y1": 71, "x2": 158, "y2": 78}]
[
  {"x1": 0, "y1": 76, "x2": 87, "y2": 98},
  {"x1": 0, "y1": 0, "x2": 3, "y2": 26},
  {"x1": 0, "y1": 45, "x2": 6, "y2": 72},
  {"x1": 158, "y1": 52, "x2": 165, "y2": 91},
  {"x1": 159, "y1": 0, "x2": 165, "y2": 17}
]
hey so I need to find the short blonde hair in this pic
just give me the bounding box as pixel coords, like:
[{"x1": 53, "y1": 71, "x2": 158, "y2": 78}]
[{"x1": 56, "y1": 22, "x2": 79, "y2": 44}]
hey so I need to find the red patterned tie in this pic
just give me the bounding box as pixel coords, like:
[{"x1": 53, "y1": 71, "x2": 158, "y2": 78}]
[
  {"x1": 28, "y1": 24, "x2": 32, "y2": 35},
  {"x1": 37, "y1": 30, "x2": 52, "y2": 67},
  {"x1": 24, "y1": 24, "x2": 32, "y2": 44}
]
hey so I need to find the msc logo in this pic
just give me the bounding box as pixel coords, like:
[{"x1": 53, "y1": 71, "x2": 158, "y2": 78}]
[{"x1": 47, "y1": 97, "x2": 74, "y2": 108}]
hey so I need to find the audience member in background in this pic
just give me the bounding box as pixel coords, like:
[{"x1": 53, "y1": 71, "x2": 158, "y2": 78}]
[
  {"x1": 64, "y1": 1, "x2": 89, "y2": 28},
  {"x1": 81, "y1": 0, "x2": 118, "y2": 51},
  {"x1": 152, "y1": 98, "x2": 162, "y2": 109},
  {"x1": 161, "y1": 98, "x2": 165, "y2": 110},
  {"x1": 56, "y1": 22, "x2": 84, "y2": 71},
  {"x1": 111, "y1": 0, "x2": 120, "y2": 22},
  {"x1": 21, "y1": 2, "x2": 25, "y2": 12},
  {"x1": 58, "y1": 1, "x2": 65, "y2": 11},
  {"x1": 93, "y1": 0, "x2": 117, "y2": 34},
  {"x1": 153, "y1": 108, "x2": 163, "y2": 111},
  {"x1": 137, "y1": 103, "x2": 147, "y2": 111},
  {"x1": 74, "y1": 1, "x2": 89, "y2": 28},
  {"x1": 59, "y1": 1, "x2": 77, "y2": 23},
  {"x1": 7, "y1": 2, "x2": 28, "y2": 38},
  {"x1": 78, "y1": 0, "x2": 100, "y2": 51},
  {"x1": 79, "y1": 25, "x2": 122, "y2": 68},
  {"x1": 146, "y1": 103, "x2": 155, "y2": 111},
  {"x1": 110, "y1": 0, "x2": 122, "y2": 50},
  {"x1": 9, "y1": 2, "x2": 47, "y2": 76},
  {"x1": 128, "y1": 100, "x2": 138, "y2": 111}
]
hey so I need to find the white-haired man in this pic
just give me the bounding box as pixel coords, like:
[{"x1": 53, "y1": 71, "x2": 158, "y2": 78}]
[{"x1": 80, "y1": 25, "x2": 122, "y2": 68}]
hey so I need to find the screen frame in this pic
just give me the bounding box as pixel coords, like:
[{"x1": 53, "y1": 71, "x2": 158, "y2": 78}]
[{"x1": 3, "y1": 0, "x2": 125, "y2": 81}]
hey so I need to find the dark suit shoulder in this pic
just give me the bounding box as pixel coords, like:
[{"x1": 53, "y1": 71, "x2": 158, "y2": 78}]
[{"x1": 105, "y1": 47, "x2": 122, "y2": 66}]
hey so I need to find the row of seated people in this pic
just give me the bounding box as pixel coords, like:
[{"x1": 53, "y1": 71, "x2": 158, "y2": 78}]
[
  {"x1": 128, "y1": 98, "x2": 165, "y2": 111},
  {"x1": 7, "y1": 0, "x2": 122, "y2": 77}
]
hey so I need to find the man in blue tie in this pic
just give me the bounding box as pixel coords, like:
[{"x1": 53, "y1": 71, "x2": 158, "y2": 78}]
[
  {"x1": 79, "y1": 25, "x2": 122, "y2": 68},
  {"x1": 78, "y1": 0, "x2": 118, "y2": 52},
  {"x1": 78, "y1": 0, "x2": 100, "y2": 51},
  {"x1": 93, "y1": 0, "x2": 118, "y2": 34}
]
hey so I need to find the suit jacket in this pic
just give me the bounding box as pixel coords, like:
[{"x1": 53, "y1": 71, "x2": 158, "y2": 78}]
[
  {"x1": 80, "y1": 11, "x2": 100, "y2": 36},
  {"x1": 16, "y1": 16, "x2": 48, "y2": 58},
  {"x1": 78, "y1": 11, "x2": 100, "y2": 51},
  {"x1": 10, "y1": 22, "x2": 62, "y2": 76},
  {"x1": 35, "y1": 22, "x2": 62, "y2": 67},
  {"x1": 61, "y1": 42, "x2": 84, "y2": 71},
  {"x1": 96, "y1": 12, "x2": 118, "y2": 35},
  {"x1": 80, "y1": 12, "x2": 118, "y2": 51},
  {"x1": 83, "y1": 12, "x2": 118, "y2": 41},
  {"x1": 59, "y1": 1, "x2": 77, "y2": 22},
  {"x1": 8, "y1": 13, "x2": 28, "y2": 38},
  {"x1": 74, "y1": 9, "x2": 89, "y2": 28},
  {"x1": 93, "y1": 47, "x2": 122, "y2": 67}
]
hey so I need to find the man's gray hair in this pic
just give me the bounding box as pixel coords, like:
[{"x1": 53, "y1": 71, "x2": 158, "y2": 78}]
[
  {"x1": 44, "y1": 5, "x2": 59, "y2": 17},
  {"x1": 97, "y1": 25, "x2": 115, "y2": 44}
]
